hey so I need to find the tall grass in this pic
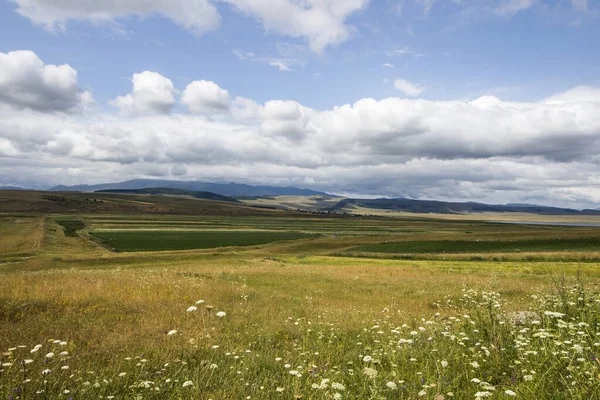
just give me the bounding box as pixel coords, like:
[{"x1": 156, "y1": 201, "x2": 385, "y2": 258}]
[{"x1": 2, "y1": 281, "x2": 598, "y2": 399}]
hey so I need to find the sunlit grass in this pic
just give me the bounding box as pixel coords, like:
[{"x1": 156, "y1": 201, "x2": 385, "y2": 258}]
[{"x1": 2, "y1": 212, "x2": 600, "y2": 398}]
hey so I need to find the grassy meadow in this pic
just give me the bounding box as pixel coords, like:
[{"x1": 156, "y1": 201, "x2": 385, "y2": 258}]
[{"x1": 2, "y1": 195, "x2": 600, "y2": 399}]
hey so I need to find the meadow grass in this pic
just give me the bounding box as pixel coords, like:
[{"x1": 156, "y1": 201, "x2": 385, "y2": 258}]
[{"x1": 1, "y1": 212, "x2": 600, "y2": 398}]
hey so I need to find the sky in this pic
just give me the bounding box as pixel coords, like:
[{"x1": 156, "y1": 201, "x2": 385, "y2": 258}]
[{"x1": 0, "y1": 0, "x2": 599, "y2": 208}]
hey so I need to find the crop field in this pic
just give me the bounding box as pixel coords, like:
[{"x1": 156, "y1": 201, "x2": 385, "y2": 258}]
[
  {"x1": 2, "y1": 202, "x2": 600, "y2": 399},
  {"x1": 349, "y1": 237, "x2": 600, "y2": 254},
  {"x1": 89, "y1": 230, "x2": 318, "y2": 252}
]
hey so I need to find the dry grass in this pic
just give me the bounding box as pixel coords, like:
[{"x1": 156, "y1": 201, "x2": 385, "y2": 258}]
[{"x1": 2, "y1": 212, "x2": 600, "y2": 398}]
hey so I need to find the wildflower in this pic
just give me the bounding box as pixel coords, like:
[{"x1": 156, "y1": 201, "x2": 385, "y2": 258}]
[
  {"x1": 42, "y1": 369, "x2": 51, "y2": 374},
  {"x1": 475, "y1": 392, "x2": 493, "y2": 398},
  {"x1": 523, "y1": 375, "x2": 533, "y2": 381},
  {"x1": 362, "y1": 355, "x2": 372, "y2": 363},
  {"x1": 216, "y1": 311, "x2": 227, "y2": 318},
  {"x1": 418, "y1": 390, "x2": 427, "y2": 397},
  {"x1": 196, "y1": 300, "x2": 205, "y2": 304},
  {"x1": 504, "y1": 390, "x2": 516, "y2": 396},
  {"x1": 333, "y1": 394, "x2": 342, "y2": 400},
  {"x1": 187, "y1": 306, "x2": 198, "y2": 312},
  {"x1": 46, "y1": 352, "x2": 55, "y2": 358},
  {"x1": 60, "y1": 351, "x2": 68, "y2": 356},
  {"x1": 209, "y1": 364, "x2": 218, "y2": 369},
  {"x1": 276, "y1": 387, "x2": 285, "y2": 392},
  {"x1": 284, "y1": 363, "x2": 291, "y2": 369},
  {"x1": 61, "y1": 366, "x2": 69, "y2": 370},
  {"x1": 182, "y1": 381, "x2": 194, "y2": 388},
  {"x1": 167, "y1": 330, "x2": 177, "y2": 336},
  {"x1": 23, "y1": 359, "x2": 33, "y2": 364},
  {"x1": 363, "y1": 367, "x2": 378, "y2": 378},
  {"x1": 118, "y1": 372, "x2": 126, "y2": 377},
  {"x1": 470, "y1": 361, "x2": 480, "y2": 369},
  {"x1": 332, "y1": 382, "x2": 345, "y2": 391},
  {"x1": 386, "y1": 381, "x2": 398, "y2": 390}
]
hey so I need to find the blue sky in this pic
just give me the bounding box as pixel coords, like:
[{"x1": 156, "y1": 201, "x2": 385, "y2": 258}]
[
  {"x1": 1, "y1": 0, "x2": 597, "y2": 109},
  {"x1": 0, "y1": 0, "x2": 599, "y2": 207}
]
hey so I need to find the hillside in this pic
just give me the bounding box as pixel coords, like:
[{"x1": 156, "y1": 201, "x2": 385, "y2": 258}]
[
  {"x1": 0, "y1": 190, "x2": 296, "y2": 217},
  {"x1": 96, "y1": 187, "x2": 239, "y2": 203},
  {"x1": 51, "y1": 179, "x2": 335, "y2": 197},
  {"x1": 331, "y1": 198, "x2": 600, "y2": 216}
]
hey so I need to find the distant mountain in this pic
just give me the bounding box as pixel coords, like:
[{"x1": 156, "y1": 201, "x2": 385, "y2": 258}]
[
  {"x1": 331, "y1": 198, "x2": 600, "y2": 216},
  {"x1": 96, "y1": 187, "x2": 239, "y2": 203},
  {"x1": 505, "y1": 203, "x2": 547, "y2": 208},
  {"x1": 51, "y1": 179, "x2": 335, "y2": 197},
  {"x1": 0, "y1": 186, "x2": 26, "y2": 190}
]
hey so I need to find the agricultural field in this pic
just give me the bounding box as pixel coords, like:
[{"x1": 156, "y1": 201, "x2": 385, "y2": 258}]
[{"x1": 2, "y1": 199, "x2": 600, "y2": 399}]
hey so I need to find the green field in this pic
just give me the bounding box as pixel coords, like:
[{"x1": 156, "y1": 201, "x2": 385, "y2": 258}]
[
  {"x1": 350, "y1": 237, "x2": 600, "y2": 254},
  {"x1": 55, "y1": 218, "x2": 86, "y2": 237},
  {"x1": 89, "y1": 230, "x2": 318, "y2": 251},
  {"x1": 2, "y1": 191, "x2": 600, "y2": 399}
]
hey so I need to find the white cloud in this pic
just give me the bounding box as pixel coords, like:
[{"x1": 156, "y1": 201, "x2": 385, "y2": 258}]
[
  {"x1": 110, "y1": 71, "x2": 177, "y2": 115},
  {"x1": 394, "y1": 79, "x2": 426, "y2": 96},
  {"x1": 382, "y1": 63, "x2": 395, "y2": 68},
  {"x1": 2, "y1": 57, "x2": 600, "y2": 207},
  {"x1": 494, "y1": 0, "x2": 537, "y2": 16},
  {"x1": 543, "y1": 86, "x2": 600, "y2": 105},
  {"x1": 181, "y1": 80, "x2": 230, "y2": 114},
  {"x1": 269, "y1": 60, "x2": 293, "y2": 71},
  {"x1": 224, "y1": 0, "x2": 369, "y2": 52},
  {"x1": 10, "y1": 0, "x2": 368, "y2": 53},
  {"x1": 0, "y1": 50, "x2": 94, "y2": 113},
  {"x1": 9, "y1": 0, "x2": 220, "y2": 36}
]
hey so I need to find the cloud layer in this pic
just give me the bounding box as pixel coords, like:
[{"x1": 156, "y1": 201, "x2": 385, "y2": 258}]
[
  {"x1": 9, "y1": 0, "x2": 368, "y2": 52},
  {"x1": 1, "y1": 50, "x2": 600, "y2": 208}
]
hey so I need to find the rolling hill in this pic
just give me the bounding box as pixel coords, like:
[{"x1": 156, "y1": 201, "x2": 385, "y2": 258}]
[
  {"x1": 330, "y1": 198, "x2": 600, "y2": 216},
  {"x1": 96, "y1": 187, "x2": 239, "y2": 203},
  {"x1": 51, "y1": 179, "x2": 335, "y2": 197}
]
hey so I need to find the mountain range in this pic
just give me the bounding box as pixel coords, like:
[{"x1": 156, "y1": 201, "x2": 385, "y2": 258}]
[
  {"x1": 0, "y1": 178, "x2": 592, "y2": 215},
  {"x1": 51, "y1": 179, "x2": 334, "y2": 197}
]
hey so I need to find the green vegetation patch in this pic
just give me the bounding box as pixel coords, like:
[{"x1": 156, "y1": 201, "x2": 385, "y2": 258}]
[
  {"x1": 350, "y1": 237, "x2": 600, "y2": 254},
  {"x1": 89, "y1": 230, "x2": 318, "y2": 252},
  {"x1": 55, "y1": 218, "x2": 86, "y2": 237}
]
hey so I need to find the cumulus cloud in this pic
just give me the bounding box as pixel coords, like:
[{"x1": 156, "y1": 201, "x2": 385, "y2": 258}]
[
  {"x1": 223, "y1": 0, "x2": 369, "y2": 52},
  {"x1": 0, "y1": 50, "x2": 94, "y2": 113},
  {"x1": 110, "y1": 71, "x2": 177, "y2": 115},
  {"x1": 9, "y1": 0, "x2": 220, "y2": 35},
  {"x1": 394, "y1": 79, "x2": 426, "y2": 96},
  {"x1": 10, "y1": 0, "x2": 368, "y2": 53},
  {"x1": 181, "y1": 80, "x2": 230, "y2": 114},
  {"x1": 2, "y1": 60, "x2": 600, "y2": 207}
]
